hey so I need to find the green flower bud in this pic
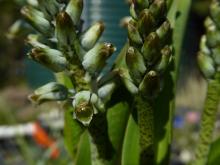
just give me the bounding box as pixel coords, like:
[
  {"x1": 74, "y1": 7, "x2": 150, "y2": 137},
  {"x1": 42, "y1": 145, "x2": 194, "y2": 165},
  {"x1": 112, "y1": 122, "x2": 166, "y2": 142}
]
[
  {"x1": 204, "y1": 17, "x2": 220, "y2": 48},
  {"x1": 199, "y1": 35, "x2": 211, "y2": 55},
  {"x1": 26, "y1": 34, "x2": 48, "y2": 48},
  {"x1": 126, "y1": 46, "x2": 146, "y2": 83},
  {"x1": 149, "y1": 0, "x2": 167, "y2": 21},
  {"x1": 28, "y1": 82, "x2": 68, "y2": 104},
  {"x1": 212, "y1": 46, "x2": 220, "y2": 66},
  {"x1": 117, "y1": 68, "x2": 139, "y2": 94},
  {"x1": 141, "y1": 32, "x2": 160, "y2": 65},
  {"x1": 37, "y1": 0, "x2": 60, "y2": 20},
  {"x1": 27, "y1": 0, "x2": 39, "y2": 7},
  {"x1": 155, "y1": 45, "x2": 172, "y2": 73},
  {"x1": 28, "y1": 47, "x2": 68, "y2": 72},
  {"x1": 98, "y1": 81, "x2": 117, "y2": 103},
  {"x1": 139, "y1": 70, "x2": 160, "y2": 98},
  {"x1": 55, "y1": 11, "x2": 77, "y2": 47},
  {"x1": 130, "y1": 3, "x2": 138, "y2": 19},
  {"x1": 21, "y1": 6, "x2": 52, "y2": 36},
  {"x1": 138, "y1": 9, "x2": 156, "y2": 37},
  {"x1": 128, "y1": 20, "x2": 143, "y2": 45},
  {"x1": 72, "y1": 91, "x2": 102, "y2": 126},
  {"x1": 210, "y1": 1, "x2": 220, "y2": 29},
  {"x1": 82, "y1": 43, "x2": 116, "y2": 75},
  {"x1": 197, "y1": 52, "x2": 215, "y2": 79},
  {"x1": 204, "y1": 17, "x2": 216, "y2": 31},
  {"x1": 80, "y1": 21, "x2": 105, "y2": 50},
  {"x1": 156, "y1": 19, "x2": 171, "y2": 42},
  {"x1": 132, "y1": 0, "x2": 151, "y2": 11},
  {"x1": 66, "y1": 0, "x2": 83, "y2": 25},
  {"x1": 55, "y1": 11, "x2": 83, "y2": 60},
  {"x1": 206, "y1": 29, "x2": 220, "y2": 48}
]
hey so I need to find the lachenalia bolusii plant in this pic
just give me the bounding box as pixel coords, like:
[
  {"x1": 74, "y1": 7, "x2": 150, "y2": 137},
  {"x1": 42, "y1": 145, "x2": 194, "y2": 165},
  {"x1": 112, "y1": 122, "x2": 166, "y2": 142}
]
[
  {"x1": 191, "y1": 0, "x2": 220, "y2": 164},
  {"x1": 22, "y1": 0, "x2": 116, "y2": 164},
  {"x1": 16, "y1": 0, "x2": 175, "y2": 164},
  {"x1": 109, "y1": 0, "x2": 173, "y2": 164}
]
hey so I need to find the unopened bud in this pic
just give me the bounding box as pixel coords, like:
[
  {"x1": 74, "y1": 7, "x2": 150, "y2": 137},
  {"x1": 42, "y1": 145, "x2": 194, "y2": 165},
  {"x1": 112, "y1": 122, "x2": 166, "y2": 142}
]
[
  {"x1": 199, "y1": 35, "x2": 211, "y2": 55},
  {"x1": 28, "y1": 47, "x2": 68, "y2": 72},
  {"x1": 155, "y1": 45, "x2": 172, "y2": 73},
  {"x1": 130, "y1": 3, "x2": 138, "y2": 19},
  {"x1": 132, "y1": 0, "x2": 151, "y2": 11},
  {"x1": 55, "y1": 11, "x2": 77, "y2": 47},
  {"x1": 149, "y1": 0, "x2": 167, "y2": 21},
  {"x1": 26, "y1": 34, "x2": 48, "y2": 48},
  {"x1": 206, "y1": 29, "x2": 220, "y2": 48},
  {"x1": 82, "y1": 43, "x2": 116, "y2": 75},
  {"x1": 55, "y1": 11, "x2": 82, "y2": 59},
  {"x1": 126, "y1": 47, "x2": 146, "y2": 83},
  {"x1": 210, "y1": 1, "x2": 220, "y2": 29},
  {"x1": 80, "y1": 21, "x2": 104, "y2": 50},
  {"x1": 156, "y1": 20, "x2": 171, "y2": 42},
  {"x1": 138, "y1": 9, "x2": 156, "y2": 37},
  {"x1": 98, "y1": 81, "x2": 117, "y2": 103},
  {"x1": 117, "y1": 68, "x2": 139, "y2": 94},
  {"x1": 28, "y1": 82, "x2": 68, "y2": 104},
  {"x1": 66, "y1": 0, "x2": 83, "y2": 25},
  {"x1": 204, "y1": 17, "x2": 216, "y2": 31},
  {"x1": 141, "y1": 32, "x2": 160, "y2": 65},
  {"x1": 21, "y1": 6, "x2": 51, "y2": 36},
  {"x1": 139, "y1": 70, "x2": 160, "y2": 98},
  {"x1": 197, "y1": 52, "x2": 215, "y2": 79},
  {"x1": 128, "y1": 20, "x2": 143, "y2": 45},
  {"x1": 37, "y1": 0, "x2": 60, "y2": 20}
]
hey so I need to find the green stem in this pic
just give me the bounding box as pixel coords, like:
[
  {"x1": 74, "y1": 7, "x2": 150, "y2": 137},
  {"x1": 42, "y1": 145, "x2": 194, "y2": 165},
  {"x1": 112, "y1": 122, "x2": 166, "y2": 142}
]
[
  {"x1": 192, "y1": 73, "x2": 220, "y2": 165},
  {"x1": 88, "y1": 113, "x2": 115, "y2": 165},
  {"x1": 135, "y1": 95, "x2": 154, "y2": 164}
]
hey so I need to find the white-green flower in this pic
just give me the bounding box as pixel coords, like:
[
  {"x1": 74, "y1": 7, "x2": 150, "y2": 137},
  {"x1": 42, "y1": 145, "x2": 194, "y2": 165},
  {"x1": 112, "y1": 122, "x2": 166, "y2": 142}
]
[{"x1": 72, "y1": 91, "x2": 104, "y2": 126}]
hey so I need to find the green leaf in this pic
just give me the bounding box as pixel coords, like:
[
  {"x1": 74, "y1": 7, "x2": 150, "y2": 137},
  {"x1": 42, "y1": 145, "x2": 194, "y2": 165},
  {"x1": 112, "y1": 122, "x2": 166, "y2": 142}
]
[
  {"x1": 75, "y1": 131, "x2": 92, "y2": 165},
  {"x1": 169, "y1": 0, "x2": 192, "y2": 80},
  {"x1": 154, "y1": 70, "x2": 174, "y2": 165},
  {"x1": 207, "y1": 137, "x2": 220, "y2": 165},
  {"x1": 64, "y1": 105, "x2": 85, "y2": 158},
  {"x1": 154, "y1": 0, "x2": 192, "y2": 164},
  {"x1": 107, "y1": 102, "x2": 130, "y2": 162},
  {"x1": 121, "y1": 115, "x2": 140, "y2": 165}
]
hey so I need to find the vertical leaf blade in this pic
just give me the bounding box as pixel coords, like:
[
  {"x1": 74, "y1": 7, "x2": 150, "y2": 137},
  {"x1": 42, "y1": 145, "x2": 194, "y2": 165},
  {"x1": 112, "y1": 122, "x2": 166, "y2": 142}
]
[
  {"x1": 107, "y1": 102, "x2": 130, "y2": 163},
  {"x1": 121, "y1": 115, "x2": 140, "y2": 165},
  {"x1": 64, "y1": 105, "x2": 85, "y2": 158}
]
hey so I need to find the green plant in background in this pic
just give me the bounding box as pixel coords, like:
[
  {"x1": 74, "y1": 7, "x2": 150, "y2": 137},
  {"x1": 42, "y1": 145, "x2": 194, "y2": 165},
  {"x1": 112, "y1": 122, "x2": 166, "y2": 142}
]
[
  {"x1": 192, "y1": 0, "x2": 220, "y2": 164},
  {"x1": 10, "y1": 0, "x2": 220, "y2": 164}
]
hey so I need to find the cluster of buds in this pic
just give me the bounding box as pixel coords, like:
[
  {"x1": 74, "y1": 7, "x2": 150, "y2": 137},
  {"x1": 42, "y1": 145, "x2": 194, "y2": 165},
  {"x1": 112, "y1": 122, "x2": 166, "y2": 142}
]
[
  {"x1": 23, "y1": 0, "x2": 116, "y2": 125},
  {"x1": 110, "y1": 0, "x2": 173, "y2": 98},
  {"x1": 197, "y1": 0, "x2": 220, "y2": 79}
]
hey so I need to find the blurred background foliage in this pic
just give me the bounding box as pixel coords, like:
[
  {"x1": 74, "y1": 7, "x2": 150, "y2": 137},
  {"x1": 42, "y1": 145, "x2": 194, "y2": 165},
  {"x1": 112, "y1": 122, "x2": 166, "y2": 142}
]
[{"x1": 0, "y1": 0, "x2": 219, "y2": 164}]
